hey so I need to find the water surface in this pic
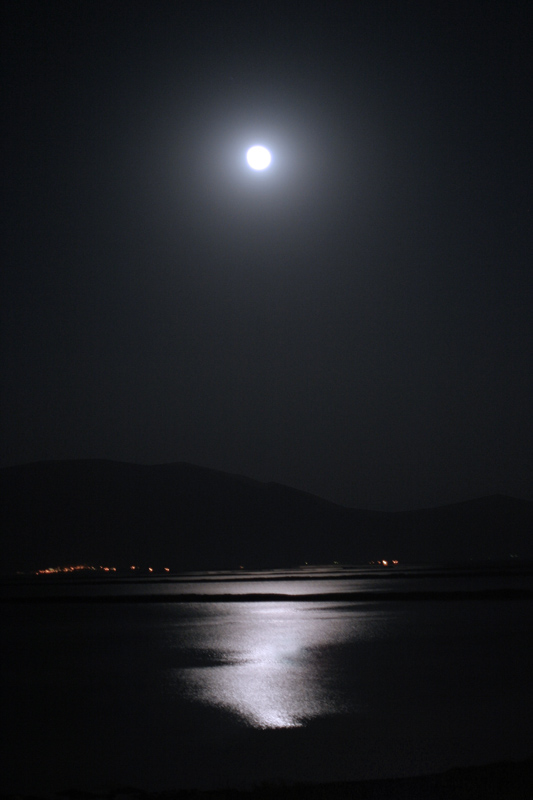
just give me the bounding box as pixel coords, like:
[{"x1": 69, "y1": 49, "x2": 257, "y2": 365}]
[{"x1": 1, "y1": 568, "x2": 532, "y2": 793}]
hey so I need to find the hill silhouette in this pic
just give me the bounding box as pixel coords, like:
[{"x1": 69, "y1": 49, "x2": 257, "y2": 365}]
[{"x1": 0, "y1": 460, "x2": 531, "y2": 573}]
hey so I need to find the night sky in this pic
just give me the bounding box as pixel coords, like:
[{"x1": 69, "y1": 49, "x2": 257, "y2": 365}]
[{"x1": 2, "y1": 1, "x2": 531, "y2": 510}]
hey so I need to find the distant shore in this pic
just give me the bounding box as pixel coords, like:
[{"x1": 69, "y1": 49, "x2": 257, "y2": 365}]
[{"x1": 2, "y1": 587, "x2": 533, "y2": 603}]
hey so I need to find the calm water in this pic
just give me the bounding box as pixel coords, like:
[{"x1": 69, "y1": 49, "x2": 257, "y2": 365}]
[{"x1": 1, "y1": 569, "x2": 533, "y2": 793}]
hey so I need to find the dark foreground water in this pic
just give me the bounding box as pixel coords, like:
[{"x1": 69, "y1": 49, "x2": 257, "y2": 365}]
[{"x1": 1, "y1": 567, "x2": 533, "y2": 794}]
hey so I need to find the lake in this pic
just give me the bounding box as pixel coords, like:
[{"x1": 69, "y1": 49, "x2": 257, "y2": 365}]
[{"x1": 1, "y1": 566, "x2": 532, "y2": 794}]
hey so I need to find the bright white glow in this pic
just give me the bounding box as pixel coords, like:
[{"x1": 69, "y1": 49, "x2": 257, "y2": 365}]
[
  {"x1": 170, "y1": 600, "x2": 373, "y2": 728},
  {"x1": 246, "y1": 145, "x2": 271, "y2": 171}
]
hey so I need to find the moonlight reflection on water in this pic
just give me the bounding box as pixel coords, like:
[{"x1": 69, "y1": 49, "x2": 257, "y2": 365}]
[
  {"x1": 2, "y1": 573, "x2": 533, "y2": 794},
  {"x1": 171, "y1": 601, "x2": 385, "y2": 728}
]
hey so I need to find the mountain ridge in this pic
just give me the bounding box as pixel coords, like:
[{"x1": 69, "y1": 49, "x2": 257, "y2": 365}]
[{"x1": 1, "y1": 460, "x2": 531, "y2": 573}]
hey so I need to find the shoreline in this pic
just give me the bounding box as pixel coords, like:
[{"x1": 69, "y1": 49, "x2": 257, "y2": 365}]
[
  {"x1": 2, "y1": 587, "x2": 533, "y2": 603},
  {"x1": 3, "y1": 757, "x2": 533, "y2": 799}
]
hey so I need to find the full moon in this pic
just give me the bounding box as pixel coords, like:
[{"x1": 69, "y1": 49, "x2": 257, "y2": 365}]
[{"x1": 246, "y1": 145, "x2": 271, "y2": 170}]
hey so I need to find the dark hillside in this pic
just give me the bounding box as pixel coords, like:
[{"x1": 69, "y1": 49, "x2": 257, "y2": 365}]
[
  {"x1": 0, "y1": 461, "x2": 531, "y2": 573},
  {"x1": 392, "y1": 495, "x2": 532, "y2": 562}
]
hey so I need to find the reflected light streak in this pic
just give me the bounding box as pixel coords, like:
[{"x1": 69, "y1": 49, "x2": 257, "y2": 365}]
[{"x1": 172, "y1": 601, "x2": 376, "y2": 729}]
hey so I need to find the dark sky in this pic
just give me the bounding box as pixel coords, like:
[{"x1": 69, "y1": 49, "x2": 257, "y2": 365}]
[{"x1": 2, "y1": 1, "x2": 531, "y2": 510}]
